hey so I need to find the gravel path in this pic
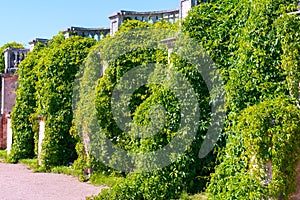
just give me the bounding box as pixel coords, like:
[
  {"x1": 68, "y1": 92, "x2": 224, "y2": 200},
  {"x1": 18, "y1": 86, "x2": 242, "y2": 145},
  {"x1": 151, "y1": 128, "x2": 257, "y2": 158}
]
[{"x1": 0, "y1": 163, "x2": 106, "y2": 200}]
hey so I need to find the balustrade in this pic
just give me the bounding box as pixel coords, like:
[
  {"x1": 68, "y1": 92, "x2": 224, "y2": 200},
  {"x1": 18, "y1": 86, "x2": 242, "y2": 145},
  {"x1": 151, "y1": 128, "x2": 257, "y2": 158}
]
[
  {"x1": 63, "y1": 27, "x2": 110, "y2": 41},
  {"x1": 3, "y1": 48, "x2": 29, "y2": 74}
]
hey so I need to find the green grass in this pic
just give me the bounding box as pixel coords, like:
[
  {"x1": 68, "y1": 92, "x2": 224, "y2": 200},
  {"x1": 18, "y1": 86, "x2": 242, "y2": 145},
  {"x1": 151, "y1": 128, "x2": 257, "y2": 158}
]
[
  {"x1": 0, "y1": 149, "x2": 7, "y2": 161},
  {"x1": 51, "y1": 166, "x2": 81, "y2": 177},
  {"x1": 50, "y1": 167, "x2": 123, "y2": 188},
  {"x1": 89, "y1": 172, "x2": 125, "y2": 188},
  {"x1": 16, "y1": 157, "x2": 122, "y2": 189},
  {"x1": 19, "y1": 158, "x2": 39, "y2": 171},
  {"x1": 49, "y1": 166, "x2": 124, "y2": 188},
  {"x1": 19, "y1": 159, "x2": 82, "y2": 176}
]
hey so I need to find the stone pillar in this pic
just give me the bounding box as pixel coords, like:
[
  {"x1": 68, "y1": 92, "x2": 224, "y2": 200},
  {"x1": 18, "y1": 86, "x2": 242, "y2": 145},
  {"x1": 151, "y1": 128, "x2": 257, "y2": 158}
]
[
  {"x1": 262, "y1": 161, "x2": 272, "y2": 185},
  {"x1": 29, "y1": 39, "x2": 48, "y2": 51},
  {"x1": 14, "y1": 52, "x2": 17, "y2": 61},
  {"x1": 82, "y1": 130, "x2": 90, "y2": 156},
  {"x1": 109, "y1": 12, "x2": 124, "y2": 36},
  {"x1": 97, "y1": 34, "x2": 101, "y2": 41},
  {"x1": 97, "y1": 52, "x2": 109, "y2": 76},
  {"x1": 161, "y1": 38, "x2": 176, "y2": 64},
  {"x1": 250, "y1": 159, "x2": 300, "y2": 199},
  {"x1": 6, "y1": 114, "x2": 12, "y2": 155},
  {"x1": 179, "y1": 0, "x2": 197, "y2": 20},
  {"x1": 110, "y1": 19, "x2": 119, "y2": 36},
  {"x1": 4, "y1": 50, "x2": 10, "y2": 72},
  {"x1": 38, "y1": 116, "x2": 45, "y2": 165}
]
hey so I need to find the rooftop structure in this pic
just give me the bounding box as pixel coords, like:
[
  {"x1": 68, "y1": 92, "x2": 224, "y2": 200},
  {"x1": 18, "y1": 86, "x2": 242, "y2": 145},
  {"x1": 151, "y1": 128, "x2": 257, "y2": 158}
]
[
  {"x1": 109, "y1": 9, "x2": 180, "y2": 35},
  {"x1": 62, "y1": 26, "x2": 110, "y2": 41},
  {"x1": 59, "y1": 0, "x2": 197, "y2": 37},
  {"x1": 28, "y1": 38, "x2": 49, "y2": 51},
  {"x1": 3, "y1": 48, "x2": 30, "y2": 74}
]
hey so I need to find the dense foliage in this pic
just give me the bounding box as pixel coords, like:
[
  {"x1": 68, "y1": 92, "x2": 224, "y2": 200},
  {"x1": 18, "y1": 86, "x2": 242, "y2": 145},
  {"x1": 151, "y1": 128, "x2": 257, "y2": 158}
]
[
  {"x1": 36, "y1": 35, "x2": 95, "y2": 169},
  {"x1": 7, "y1": 0, "x2": 300, "y2": 199},
  {"x1": 73, "y1": 20, "x2": 178, "y2": 174},
  {"x1": 9, "y1": 43, "x2": 45, "y2": 162},
  {"x1": 93, "y1": 57, "x2": 217, "y2": 199},
  {"x1": 207, "y1": 97, "x2": 300, "y2": 199},
  {"x1": 9, "y1": 34, "x2": 95, "y2": 169},
  {"x1": 72, "y1": 20, "x2": 220, "y2": 199},
  {"x1": 183, "y1": 0, "x2": 300, "y2": 199}
]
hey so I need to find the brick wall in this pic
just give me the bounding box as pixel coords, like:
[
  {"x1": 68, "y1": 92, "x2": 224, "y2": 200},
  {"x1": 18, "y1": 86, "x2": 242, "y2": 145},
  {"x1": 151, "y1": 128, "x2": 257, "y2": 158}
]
[
  {"x1": 1, "y1": 75, "x2": 18, "y2": 114},
  {"x1": 0, "y1": 115, "x2": 5, "y2": 149}
]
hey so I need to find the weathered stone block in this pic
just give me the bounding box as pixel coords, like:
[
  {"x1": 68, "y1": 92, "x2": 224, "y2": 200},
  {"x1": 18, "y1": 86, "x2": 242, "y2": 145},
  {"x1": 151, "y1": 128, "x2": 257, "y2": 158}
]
[
  {"x1": 1, "y1": 74, "x2": 18, "y2": 114},
  {"x1": 6, "y1": 115, "x2": 12, "y2": 155}
]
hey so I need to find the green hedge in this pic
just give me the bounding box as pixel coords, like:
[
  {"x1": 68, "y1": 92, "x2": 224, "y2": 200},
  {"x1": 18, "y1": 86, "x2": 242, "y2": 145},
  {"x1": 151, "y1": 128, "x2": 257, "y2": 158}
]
[
  {"x1": 207, "y1": 97, "x2": 300, "y2": 199},
  {"x1": 183, "y1": 0, "x2": 300, "y2": 198},
  {"x1": 9, "y1": 43, "x2": 45, "y2": 162},
  {"x1": 80, "y1": 20, "x2": 219, "y2": 199},
  {"x1": 10, "y1": 34, "x2": 95, "y2": 169}
]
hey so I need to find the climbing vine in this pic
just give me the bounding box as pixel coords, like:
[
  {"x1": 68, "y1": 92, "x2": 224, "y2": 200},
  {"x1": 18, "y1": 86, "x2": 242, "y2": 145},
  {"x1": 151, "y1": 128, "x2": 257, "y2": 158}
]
[
  {"x1": 7, "y1": 0, "x2": 300, "y2": 199},
  {"x1": 183, "y1": 0, "x2": 300, "y2": 199},
  {"x1": 35, "y1": 34, "x2": 95, "y2": 169},
  {"x1": 9, "y1": 43, "x2": 46, "y2": 162},
  {"x1": 75, "y1": 20, "x2": 219, "y2": 199},
  {"x1": 207, "y1": 97, "x2": 300, "y2": 199},
  {"x1": 10, "y1": 33, "x2": 95, "y2": 168}
]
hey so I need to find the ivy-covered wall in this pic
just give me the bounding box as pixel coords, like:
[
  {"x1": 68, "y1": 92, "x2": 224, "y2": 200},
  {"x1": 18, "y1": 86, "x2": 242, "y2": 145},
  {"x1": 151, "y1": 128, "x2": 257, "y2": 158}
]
[
  {"x1": 9, "y1": 43, "x2": 44, "y2": 162},
  {"x1": 7, "y1": 0, "x2": 300, "y2": 199},
  {"x1": 77, "y1": 19, "x2": 221, "y2": 199},
  {"x1": 183, "y1": 0, "x2": 300, "y2": 199},
  {"x1": 9, "y1": 34, "x2": 96, "y2": 169}
]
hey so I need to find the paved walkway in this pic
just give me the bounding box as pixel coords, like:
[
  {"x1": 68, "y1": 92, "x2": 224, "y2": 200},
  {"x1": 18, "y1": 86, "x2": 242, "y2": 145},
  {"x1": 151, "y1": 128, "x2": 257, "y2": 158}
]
[{"x1": 0, "y1": 163, "x2": 106, "y2": 200}]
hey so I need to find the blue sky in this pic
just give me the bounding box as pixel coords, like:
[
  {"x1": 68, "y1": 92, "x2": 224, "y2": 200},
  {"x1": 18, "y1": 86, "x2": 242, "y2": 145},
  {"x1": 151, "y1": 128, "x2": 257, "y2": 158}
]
[{"x1": 0, "y1": 1, "x2": 179, "y2": 48}]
